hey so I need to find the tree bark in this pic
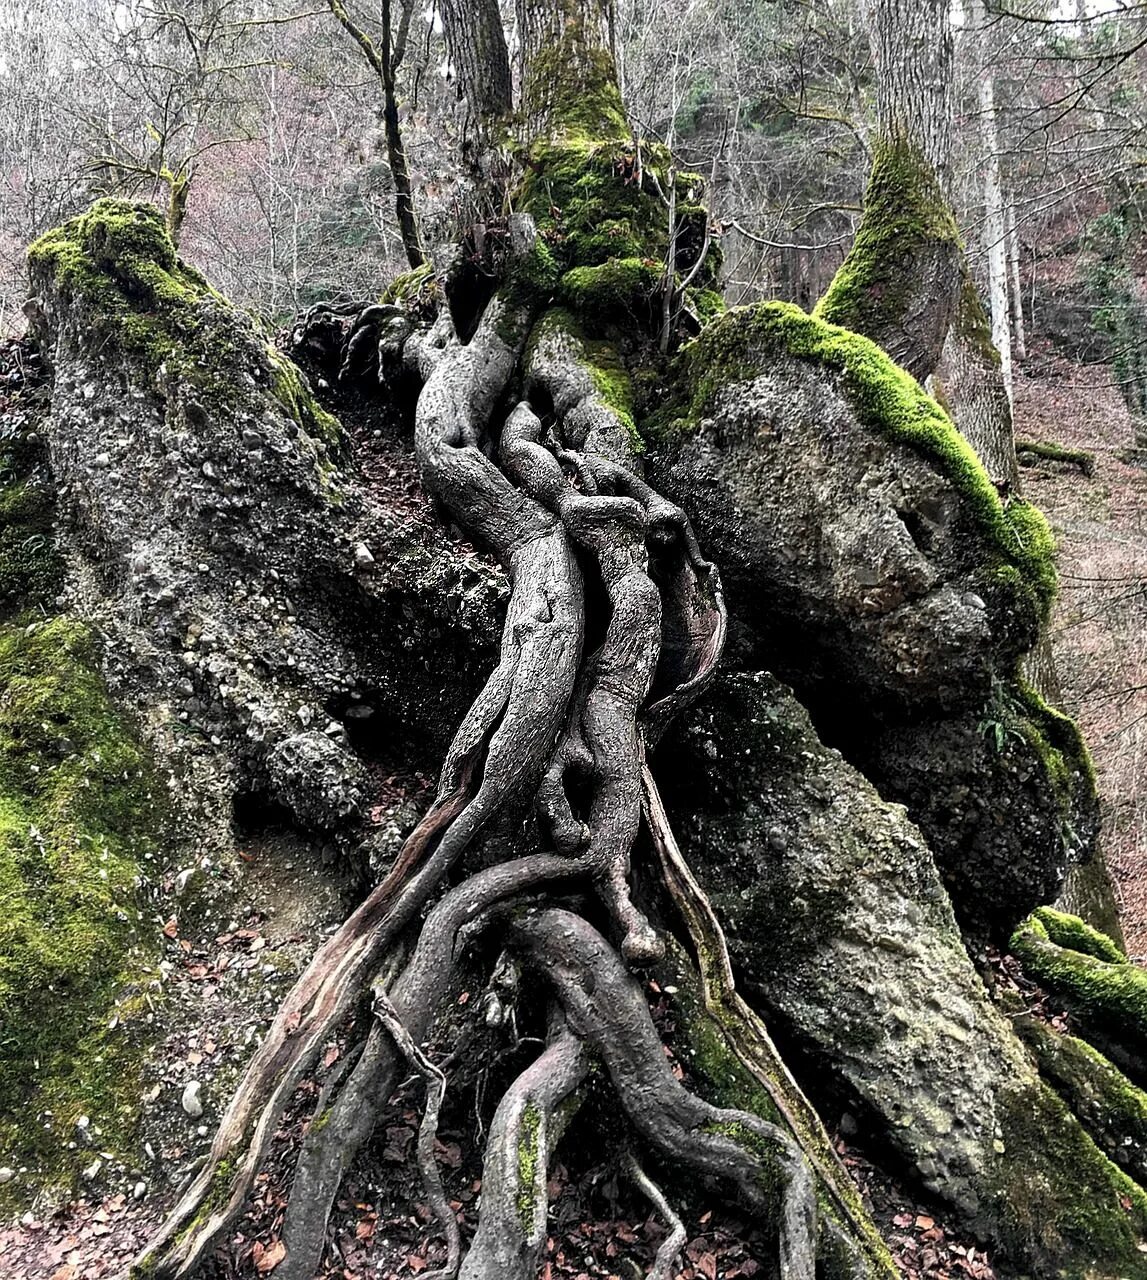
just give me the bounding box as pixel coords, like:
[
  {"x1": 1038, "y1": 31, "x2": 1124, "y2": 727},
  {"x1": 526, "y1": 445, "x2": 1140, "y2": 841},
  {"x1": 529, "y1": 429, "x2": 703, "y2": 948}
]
[{"x1": 817, "y1": 0, "x2": 959, "y2": 381}]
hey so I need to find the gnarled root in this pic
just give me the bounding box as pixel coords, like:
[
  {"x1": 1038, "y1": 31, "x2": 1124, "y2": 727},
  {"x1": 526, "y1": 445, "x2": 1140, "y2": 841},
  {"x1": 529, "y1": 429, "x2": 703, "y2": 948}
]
[
  {"x1": 459, "y1": 1023, "x2": 589, "y2": 1280},
  {"x1": 510, "y1": 907, "x2": 819, "y2": 1280}
]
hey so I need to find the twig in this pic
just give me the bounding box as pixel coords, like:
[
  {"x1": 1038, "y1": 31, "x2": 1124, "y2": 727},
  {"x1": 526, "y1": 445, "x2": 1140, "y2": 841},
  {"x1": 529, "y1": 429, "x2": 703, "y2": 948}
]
[{"x1": 372, "y1": 988, "x2": 462, "y2": 1280}]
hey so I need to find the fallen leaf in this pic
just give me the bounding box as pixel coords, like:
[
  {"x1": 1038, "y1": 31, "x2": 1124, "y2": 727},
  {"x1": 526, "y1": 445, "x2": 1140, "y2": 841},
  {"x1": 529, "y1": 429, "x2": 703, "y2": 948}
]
[
  {"x1": 915, "y1": 1215, "x2": 935, "y2": 1230},
  {"x1": 162, "y1": 917, "x2": 179, "y2": 938},
  {"x1": 256, "y1": 1238, "x2": 286, "y2": 1272},
  {"x1": 49, "y1": 1267, "x2": 77, "y2": 1280}
]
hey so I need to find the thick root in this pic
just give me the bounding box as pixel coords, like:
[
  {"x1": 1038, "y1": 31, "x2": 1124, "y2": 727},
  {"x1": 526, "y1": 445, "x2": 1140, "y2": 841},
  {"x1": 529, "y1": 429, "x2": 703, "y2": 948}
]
[
  {"x1": 459, "y1": 1025, "x2": 589, "y2": 1280},
  {"x1": 511, "y1": 907, "x2": 820, "y2": 1280}
]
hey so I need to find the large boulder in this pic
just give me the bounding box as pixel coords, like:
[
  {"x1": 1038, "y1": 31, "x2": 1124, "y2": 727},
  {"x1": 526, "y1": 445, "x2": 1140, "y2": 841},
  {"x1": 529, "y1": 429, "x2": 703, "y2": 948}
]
[
  {"x1": 646, "y1": 303, "x2": 1095, "y2": 936},
  {"x1": 655, "y1": 671, "x2": 1147, "y2": 1277}
]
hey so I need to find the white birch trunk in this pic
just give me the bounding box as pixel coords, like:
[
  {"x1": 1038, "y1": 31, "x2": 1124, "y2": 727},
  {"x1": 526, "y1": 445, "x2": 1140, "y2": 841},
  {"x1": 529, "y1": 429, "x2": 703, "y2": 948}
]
[{"x1": 970, "y1": 0, "x2": 1012, "y2": 406}]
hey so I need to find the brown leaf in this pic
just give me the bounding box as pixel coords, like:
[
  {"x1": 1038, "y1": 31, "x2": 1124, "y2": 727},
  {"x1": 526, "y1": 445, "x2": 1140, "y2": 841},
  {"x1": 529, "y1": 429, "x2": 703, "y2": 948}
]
[
  {"x1": 915, "y1": 1215, "x2": 935, "y2": 1230},
  {"x1": 162, "y1": 917, "x2": 179, "y2": 938},
  {"x1": 408, "y1": 1255, "x2": 428, "y2": 1272},
  {"x1": 49, "y1": 1267, "x2": 77, "y2": 1280},
  {"x1": 696, "y1": 1252, "x2": 718, "y2": 1280},
  {"x1": 255, "y1": 1238, "x2": 286, "y2": 1272}
]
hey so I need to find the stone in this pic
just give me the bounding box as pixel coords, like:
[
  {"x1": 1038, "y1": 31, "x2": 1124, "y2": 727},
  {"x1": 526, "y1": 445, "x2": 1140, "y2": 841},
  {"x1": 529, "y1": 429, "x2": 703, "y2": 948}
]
[{"x1": 181, "y1": 1080, "x2": 203, "y2": 1118}]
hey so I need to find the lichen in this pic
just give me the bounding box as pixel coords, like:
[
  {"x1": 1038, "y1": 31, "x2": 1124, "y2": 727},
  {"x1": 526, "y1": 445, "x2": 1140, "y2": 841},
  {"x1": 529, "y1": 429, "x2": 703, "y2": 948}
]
[
  {"x1": 816, "y1": 136, "x2": 959, "y2": 344},
  {"x1": 516, "y1": 1100, "x2": 542, "y2": 1233},
  {"x1": 0, "y1": 616, "x2": 162, "y2": 1202},
  {"x1": 655, "y1": 301, "x2": 1057, "y2": 621}
]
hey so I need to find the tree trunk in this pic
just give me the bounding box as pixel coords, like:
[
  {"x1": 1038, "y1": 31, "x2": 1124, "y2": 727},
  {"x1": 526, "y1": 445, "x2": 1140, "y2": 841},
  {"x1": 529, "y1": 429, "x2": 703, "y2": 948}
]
[
  {"x1": 816, "y1": 0, "x2": 959, "y2": 381},
  {"x1": 969, "y1": 0, "x2": 1013, "y2": 405},
  {"x1": 1008, "y1": 200, "x2": 1028, "y2": 362}
]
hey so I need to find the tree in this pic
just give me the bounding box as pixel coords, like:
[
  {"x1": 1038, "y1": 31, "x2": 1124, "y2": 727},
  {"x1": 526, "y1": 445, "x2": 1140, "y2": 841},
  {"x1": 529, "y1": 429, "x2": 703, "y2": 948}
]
[{"x1": 9, "y1": 0, "x2": 1147, "y2": 1277}]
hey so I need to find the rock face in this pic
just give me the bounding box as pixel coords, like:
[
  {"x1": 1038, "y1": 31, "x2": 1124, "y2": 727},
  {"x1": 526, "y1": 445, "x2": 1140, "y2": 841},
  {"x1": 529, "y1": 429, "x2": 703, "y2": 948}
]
[
  {"x1": 647, "y1": 302, "x2": 1095, "y2": 937},
  {"x1": 656, "y1": 671, "x2": 1147, "y2": 1277},
  {"x1": 25, "y1": 201, "x2": 505, "y2": 833}
]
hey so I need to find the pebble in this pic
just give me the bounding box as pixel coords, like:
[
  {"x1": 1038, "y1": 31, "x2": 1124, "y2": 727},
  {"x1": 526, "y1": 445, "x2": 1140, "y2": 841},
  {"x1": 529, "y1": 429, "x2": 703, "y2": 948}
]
[
  {"x1": 353, "y1": 542, "x2": 375, "y2": 568},
  {"x1": 0, "y1": 1167, "x2": 12, "y2": 1183},
  {"x1": 82, "y1": 1158, "x2": 102, "y2": 1180},
  {"x1": 133, "y1": 1180, "x2": 148, "y2": 1199},
  {"x1": 181, "y1": 1080, "x2": 204, "y2": 1118}
]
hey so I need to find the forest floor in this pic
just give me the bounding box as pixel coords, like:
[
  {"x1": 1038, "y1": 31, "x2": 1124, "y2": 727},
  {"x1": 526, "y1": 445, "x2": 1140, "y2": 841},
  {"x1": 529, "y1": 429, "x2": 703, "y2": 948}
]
[
  {"x1": 1014, "y1": 340, "x2": 1147, "y2": 957},
  {"x1": 2, "y1": 336, "x2": 1144, "y2": 1279}
]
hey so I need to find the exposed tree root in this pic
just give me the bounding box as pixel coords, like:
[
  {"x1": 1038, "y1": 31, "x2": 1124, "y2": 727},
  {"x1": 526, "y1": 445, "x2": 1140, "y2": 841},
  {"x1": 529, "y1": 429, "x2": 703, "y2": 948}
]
[
  {"x1": 371, "y1": 990, "x2": 461, "y2": 1280},
  {"x1": 459, "y1": 1023, "x2": 589, "y2": 1280},
  {"x1": 510, "y1": 907, "x2": 818, "y2": 1280},
  {"x1": 624, "y1": 1152, "x2": 688, "y2": 1280},
  {"x1": 127, "y1": 213, "x2": 878, "y2": 1280}
]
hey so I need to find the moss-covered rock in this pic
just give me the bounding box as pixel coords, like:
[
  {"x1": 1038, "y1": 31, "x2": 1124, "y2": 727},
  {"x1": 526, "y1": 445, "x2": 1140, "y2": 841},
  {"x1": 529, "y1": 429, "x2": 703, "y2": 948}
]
[
  {"x1": 643, "y1": 301, "x2": 1089, "y2": 936},
  {"x1": 816, "y1": 138, "x2": 960, "y2": 381},
  {"x1": 0, "y1": 617, "x2": 162, "y2": 1201},
  {"x1": 655, "y1": 672, "x2": 1147, "y2": 1276},
  {"x1": 1018, "y1": 1016, "x2": 1147, "y2": 1189},
  {"x1": 1012, "y1": 910, "x2": 1147, "y2": 1084}
]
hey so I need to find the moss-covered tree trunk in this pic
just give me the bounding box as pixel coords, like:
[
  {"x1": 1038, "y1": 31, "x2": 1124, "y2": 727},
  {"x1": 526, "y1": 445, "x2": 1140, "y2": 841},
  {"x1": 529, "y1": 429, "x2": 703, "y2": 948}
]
[{"x1": 817, "y1": 0, "x2": 959, "y2": 381}]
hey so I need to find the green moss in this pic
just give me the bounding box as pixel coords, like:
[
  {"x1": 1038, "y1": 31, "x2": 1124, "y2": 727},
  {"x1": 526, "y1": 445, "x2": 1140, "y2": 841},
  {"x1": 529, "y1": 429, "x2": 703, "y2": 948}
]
[
  {"x1": 28, "y1": 199, "x2": 341, "y2": 462},
  {"x1": 1016, "y1": 438, "x2": 1096, "y2": 476},
  {"x1": 655, "y1": 301, "x2": 1057, "y2": 621},
  {"x1": 1019, "y1": 1017, "x2": 1147, "y2": 1189},
  {"x1": 380, "y1": 262, "x2": 435, "y2": 307},
  {"x1": 516, "y1": 1100, "x2": 542, "y2": 1232},
  {"x1": 1011, "y1": 911, "x2": 1147, "y2": 1051},
  {"x1": 267, "y1": 346, "x2": 342, "y2": 449},
  {"x1": 560, "y1": 257, "x2": 660, "y2": 321},
  {"x1": 816, "y1": 137, "x2": 959, "y2": 341},
  {"x1": 527, "y1": 308, "x2": 643, "y2": 452},
  {"x1": 517, "y1": 139, "x2": 717, "y2": 300},
  {"x1": 993, "y1": 1079, "x2": 1147, "y2": 1275},
  {"x1": 0, "y1": 616, "x2": 162, "y2": 1200},
  {"x1": 1030, "y1": 907, "x2": 1125, "y2": 962}
]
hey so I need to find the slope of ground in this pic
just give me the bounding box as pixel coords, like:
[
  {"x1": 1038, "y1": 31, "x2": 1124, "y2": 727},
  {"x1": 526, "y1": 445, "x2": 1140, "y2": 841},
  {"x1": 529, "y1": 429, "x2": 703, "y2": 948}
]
[{"x1": 1013, "y1": 341, "x2": 1147, "y2": 956}]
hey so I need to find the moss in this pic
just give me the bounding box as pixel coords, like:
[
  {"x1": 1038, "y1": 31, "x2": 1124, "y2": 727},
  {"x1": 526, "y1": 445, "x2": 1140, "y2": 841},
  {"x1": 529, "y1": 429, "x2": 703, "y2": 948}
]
[
  {"x1": 1030, "y1": 906, "x2": 1125, "y2": 963},
  {"x1": 992, "y1": 1078, "x2": 1147, "y2": 1276},
  {"x1": 527, "y1": 308, "x2": 643, "y2": 452},
  {"x1": 1011, "y1": 911, "x2": 1147, "y2": 1054},
  {"x1": 1019, "y1": 1017, "x2": 1147, "y2": 1189},
  {"x1": 380, "y1": 262, "x2": 435, "y2": 307},
  {"x1": 516, "y1": 139, "x2": 718, "y2": 302},
  {"x1": 0, "y1": 617, "x2": 162, "y2": 1201},
  {"x1": 560, "y1": 257, "x2": 661, "y2": 321},
  {"x1": 516, "y1": 1100, "x2": 542, "y2": 1233},
  {"x1": 28, "y1": 199, "x2": 341, "y2": 461},
  {"x1": 267, "y1": 346, "x2": 342, "y2": 449},
  {"x1": 816, "y1": 136, "x2": 959, "y2": 342},
  {"x1": 1016, "y1": 438, "x2": 1096, "y2": 476},
  {"x1": 655, "y1": 301, "x2": 1057, "y2": 621}
]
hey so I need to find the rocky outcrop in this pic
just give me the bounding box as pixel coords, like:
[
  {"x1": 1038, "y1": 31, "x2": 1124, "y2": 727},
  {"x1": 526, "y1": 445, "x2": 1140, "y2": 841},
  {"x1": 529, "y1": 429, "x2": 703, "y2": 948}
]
[
  {"x1": 656, "y1": 671, "x2": 1147, "y2": 1277},
  {"x1": 25, "y1": 200, "x2": 505, "y2": 833},
  {"x1": 647, "y1": 302, "x2": 1095, "y2": 937}
]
